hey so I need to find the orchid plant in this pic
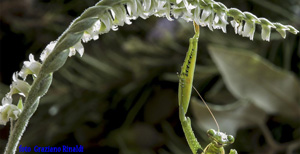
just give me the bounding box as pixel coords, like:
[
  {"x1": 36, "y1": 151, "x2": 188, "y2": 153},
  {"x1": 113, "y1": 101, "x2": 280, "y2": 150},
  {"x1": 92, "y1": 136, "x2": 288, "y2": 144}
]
[{"x1": 1, "y1": 0, "x2": 298, "y2": 153}]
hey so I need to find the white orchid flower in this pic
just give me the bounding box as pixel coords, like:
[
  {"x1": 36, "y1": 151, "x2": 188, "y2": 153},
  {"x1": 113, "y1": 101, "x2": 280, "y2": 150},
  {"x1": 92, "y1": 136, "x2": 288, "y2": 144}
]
[
  {"x1": 19, "y1": 54, "x2": 42, "y2": 80},
  {"x1": 227, "y1": 8, "x2": 245, "y2": 35},
  {"x1": 8, "y1": 72, "x2": 31, "y2": 97},
  {"x1": 0, "y1": 97, "x2": 23, "y2": 125},
  {"x1": 69, "y1": 40, "x2": 84, "y2": 57},
  {"x1": 273, "y1": 23, "x2": 290, "y2": 39},
  {"x1": 242, "y1": 12, "x2": 260, "y2": 40},
  {"x1": 259, "y1": 18, "x2": 276, "y2": 41},
  {"x1": 40, "y1": 41, "x2": 57, "y2": 62},
  {"x1": 212, "y1": 2, "x2": 228, "y2": 33}
]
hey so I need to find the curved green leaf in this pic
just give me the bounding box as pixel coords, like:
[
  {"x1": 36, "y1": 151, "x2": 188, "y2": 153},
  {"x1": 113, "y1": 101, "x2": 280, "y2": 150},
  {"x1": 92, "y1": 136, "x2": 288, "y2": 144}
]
[{"x1": 209, "y1": 46, "x2": 300, "y2": 117}]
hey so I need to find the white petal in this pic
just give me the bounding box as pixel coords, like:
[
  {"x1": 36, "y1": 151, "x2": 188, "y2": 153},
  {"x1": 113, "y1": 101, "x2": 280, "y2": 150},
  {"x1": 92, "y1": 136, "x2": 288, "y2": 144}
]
[
  {"x1": 12, "y1": 81, "x2": 30, "y2": 97},
  {"x1": 29, "y1": 54, "x2": 35, "y2": 62},
  {"x1": 176, "y1": 0, "x2": 182, "y2": 4},
  {"x1": 93, "y1": 20, "x2": 101, "y2": 32},
  {"x1": 110, "y1": 9, "x2": 116, "y2": 20},
  {"x1": 111, "y1": 7, "x2": 125, "y2": 26},
  {"x1": 201, "y1": 9, "x2": 211, "y2": 22},
  {"x1": 242, "y1": 21, "x2": 255, "y2": 40},
  {"x1": 143, "y1": 0, "x2": 151, "y2": 11},
  {"x1": 0, "y1": 105, "x2": 10, "y2": 125},
  {"x1": 100, "y1": 13, "x2": 113, "y2": 33},
  {"x1": 12, "y1": 110, "x2": 20, "y2": 119},
  {"x1": 238, "y1": 22, "x2": 243, "y2": 35},
  {"x1": 40, "y1": 41, "x2": 57, "y2": 62},
  {"x1": 126, "y1": 0, "x2": 138, "y2": 17},
  {"x1": 74, "y1": 41, "x2": 84, "y2": 57},
  {"x1": 12, "y1": 72, "x2": 18, "y2": 82},
  {"x1": 9, "y1": 72, "x2": 31, "y2": 96},
  {"x1": 262, "y1": 26, "x2": 271, "y2": 41},
  {"x1": 194, "y1": 7, "x2": 201, "y2": 25},
  {"x1": 277, "y1": 29, "x2": 286, "y2": 39},
  {"x1": 0, "y1": 102, "x2": 22, "y2": 125},
  {"x1": 21, "y1": 54, "x2": 42, "y2": 78},
  {"x1": 112, "y1": 25, "x2": 119, "y2": 31},
  {"x1": 231, "y1": 20, "x2": 241, "y2": 34},
  {"x1": 2, "y1": 97, "x2": 12, "y2": 105},
  {"x1": 69, "y1": 47, "x2": 76, "y2": 57},
  {"x1": 82, "y1": 32, "x2": 92, "y2": 43},
  {"x1": 19, "y1": 67, "x2": 28, "y2": 80}
]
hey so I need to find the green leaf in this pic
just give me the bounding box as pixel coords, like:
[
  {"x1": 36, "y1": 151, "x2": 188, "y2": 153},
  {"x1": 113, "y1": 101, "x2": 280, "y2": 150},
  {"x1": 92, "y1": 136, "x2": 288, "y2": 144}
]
[{"x1": 208, "y1": 45, "x2": 300, "y2": 117}]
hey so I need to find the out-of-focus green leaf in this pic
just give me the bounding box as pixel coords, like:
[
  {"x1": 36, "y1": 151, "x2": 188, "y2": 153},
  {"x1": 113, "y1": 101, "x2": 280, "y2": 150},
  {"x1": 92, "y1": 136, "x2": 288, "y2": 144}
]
[
  {"x1": 191, "y1": 98, "x2": 267, "y2": 136},
  {"x1": 208, "y1": 45, "x2": 300, "y2": 117}
]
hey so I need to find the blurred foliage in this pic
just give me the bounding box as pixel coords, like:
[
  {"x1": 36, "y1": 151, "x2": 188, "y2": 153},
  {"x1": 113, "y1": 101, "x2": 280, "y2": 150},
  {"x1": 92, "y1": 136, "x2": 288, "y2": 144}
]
[{"x1": 0, "y1": 0, "x2": 300, "y2": 153}]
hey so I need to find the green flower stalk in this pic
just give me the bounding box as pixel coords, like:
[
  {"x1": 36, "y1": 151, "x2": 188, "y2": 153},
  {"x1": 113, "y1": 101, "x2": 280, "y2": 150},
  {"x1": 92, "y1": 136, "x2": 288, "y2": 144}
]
[{"x1": 1, "y1": 0, "x2": 298, "y2": 153}]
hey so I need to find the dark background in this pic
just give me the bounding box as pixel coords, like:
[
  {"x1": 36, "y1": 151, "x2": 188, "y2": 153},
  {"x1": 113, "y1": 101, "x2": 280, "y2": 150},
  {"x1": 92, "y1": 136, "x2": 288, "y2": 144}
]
[{"x1": 0, "y1": 0, "x2": 300, "y2": 153}]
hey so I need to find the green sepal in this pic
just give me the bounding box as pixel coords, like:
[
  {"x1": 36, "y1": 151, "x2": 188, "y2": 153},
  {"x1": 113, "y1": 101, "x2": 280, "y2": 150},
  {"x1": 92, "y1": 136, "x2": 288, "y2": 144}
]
[
  {"x1": 80, "y1": 6, "x2": 109, "y2": 19},
  {"x1": 212, "y1": 2, "x2": 227, "y2": 14},
  {"x1": 68, "y1": 17, "x2": 99, "y2": 34},
  {"x1": 259, "y1": 18, "x2": 275, "y2": 28},
  {"x1": 244, "y1": 12, "x2": 260, "y2": 23},
  {"x1": 17, "y1": 98, "x2": 23, "y2": 111},
  {"x1": 286, "y1": 25, "x2": 299, "y2": 35},
  {"x1": 227, "y1": 8, "x2": 245, "y2": 20},
  {"x1": 273, "y1": 23, "x2": 289, "y2": 38}
]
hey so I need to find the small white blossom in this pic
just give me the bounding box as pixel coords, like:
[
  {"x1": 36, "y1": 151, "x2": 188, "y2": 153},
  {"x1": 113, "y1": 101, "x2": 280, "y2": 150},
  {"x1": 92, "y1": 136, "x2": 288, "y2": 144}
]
[
  {"x1": 8, "y1": 72, "x2": 31, "y2": 97},
  {"x1": 40, "y1": 41, "x2": 57, "y2": 62},
  {"x1": 182, "y1": 0, "x2": 196, "y2": 15},
  {"x1": 242, "y1": 12, "x2": 260, "y2": 40},
  {"x1": 126, "y1": 0, "x2": 139, "y2": 20},
  {"x1": 2, "y1": 96, "x2": 12, "y2": 105},
  {"x1": 155, "y1": 1, "x2": 173, "y2": 21},
  {"x1": 273, "y1": 23, "x2": 290, "y2": 39},
  {"x1": 19, "y1": 54, "x2": 42, "y2": 80},
  {"x1": 201, "y1": 7, "x2": 215, "y2": 31},
  {"x1": 231, "y1": 20, "x2": 243, "y2": 35},
  {"x1": 259, "y1": 18, "x2": 275, "y2": 41},
  {"x1": 143, "y1": 0, "x2": 152, "y2": 12},
  {"x1": 111, "y1": 5, "x2": 132, "y2": 27},
  {"x1": 227, "y1": 8, "x2": 245, "y2": 35},
  {"x1": 193, "y1": 6, "x2": 201, "y2": 25},
  {"x1": 213, "y1": 13, "x2": 228, "y2": 33},
  {"x1": 69, "y1": 41, "x2": 84, "y2": 57},
  {"x1": 99, "y1": 12, "x2": 113, "y2": 34},
  {"x1": 171, "y1": 5, "x2": 186, "y2": 19},
  {"x1": 172, "y1": 0, "x2": 196, "y2": 22},
  {"x1": 212, "y1": 3, "x2": 228, "y2": 33},
  {"x1": 0, "y1": 97, "x2": 22, "y2": 125},
  {"x1": 286, "y1": 25, "x2": 299, "y2": 35},
  {"x1": 82, "y1": 20, "x2": 101, "y2": 43}
]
